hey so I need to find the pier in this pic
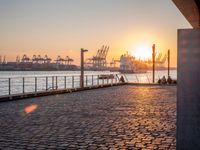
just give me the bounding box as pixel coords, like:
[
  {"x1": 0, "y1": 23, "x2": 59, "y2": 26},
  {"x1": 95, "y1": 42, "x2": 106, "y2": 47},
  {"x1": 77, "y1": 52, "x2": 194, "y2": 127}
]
[
  {"x1": 0, "y1": 72, "x2": 177, "y2": 149},
  {"x1": 0, "y1": 85, "x2": 176, "y2": 149}
]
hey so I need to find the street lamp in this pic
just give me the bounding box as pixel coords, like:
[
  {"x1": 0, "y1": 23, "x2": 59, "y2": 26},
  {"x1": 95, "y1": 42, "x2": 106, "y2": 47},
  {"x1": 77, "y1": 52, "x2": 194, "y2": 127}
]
[
  {"x1": 152, "y1": 44, "x2": 155, "y2": 83},
  {"x1": 168, "y1": 49, "x2": 170, "y2": 77},
  {"x1": 80, "y1": 48, "x2": 88, "y2": 89}
]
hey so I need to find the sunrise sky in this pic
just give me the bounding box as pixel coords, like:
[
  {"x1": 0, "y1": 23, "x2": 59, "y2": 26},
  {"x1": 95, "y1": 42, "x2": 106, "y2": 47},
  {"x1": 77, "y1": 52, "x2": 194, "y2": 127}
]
[{"x1": 0, "y1": 0, "x2": 191, "y2": 66}]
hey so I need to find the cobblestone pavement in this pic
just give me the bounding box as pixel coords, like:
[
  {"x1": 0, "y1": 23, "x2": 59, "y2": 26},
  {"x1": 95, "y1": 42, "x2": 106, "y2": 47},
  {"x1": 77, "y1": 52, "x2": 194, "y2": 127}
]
[{"x1": 0, "y1": 85, "x2": 176, "y2": 150}]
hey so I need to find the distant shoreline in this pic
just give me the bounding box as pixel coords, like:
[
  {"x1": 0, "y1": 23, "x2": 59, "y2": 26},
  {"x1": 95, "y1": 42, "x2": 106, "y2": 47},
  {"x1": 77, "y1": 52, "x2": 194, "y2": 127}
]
[{"x1": 0, "y1": 68, "x2": 177, "y2": 72}]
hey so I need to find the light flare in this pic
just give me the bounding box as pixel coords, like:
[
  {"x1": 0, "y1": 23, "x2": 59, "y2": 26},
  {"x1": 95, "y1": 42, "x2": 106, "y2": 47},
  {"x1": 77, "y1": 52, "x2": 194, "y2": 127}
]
[
  {"x1": 24, "y1": 104, "x2": 38, "y2": 114},
  {"x1": 131, "y1": 44, "x2": 152, "y2": 60}
]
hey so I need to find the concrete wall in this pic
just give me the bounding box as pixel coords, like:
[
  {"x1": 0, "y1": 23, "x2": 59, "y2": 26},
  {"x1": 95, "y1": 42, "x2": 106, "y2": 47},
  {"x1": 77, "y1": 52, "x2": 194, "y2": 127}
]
[{"x1": 177, "y1": 29, "x2": 200, "y2": 150}]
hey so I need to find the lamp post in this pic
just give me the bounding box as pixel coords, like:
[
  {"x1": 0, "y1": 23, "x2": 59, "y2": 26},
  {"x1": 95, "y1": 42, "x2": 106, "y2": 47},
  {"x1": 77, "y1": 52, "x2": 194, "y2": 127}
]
[
  {"x1": 152, "y1": 44, "x2": 155, "y2": 83},
  {"x1": 168, "y1": 49, "x2": 170, "y2": 77},
  {"x1": 80, "y1": 48, "x2": 88, "y2": 89}
]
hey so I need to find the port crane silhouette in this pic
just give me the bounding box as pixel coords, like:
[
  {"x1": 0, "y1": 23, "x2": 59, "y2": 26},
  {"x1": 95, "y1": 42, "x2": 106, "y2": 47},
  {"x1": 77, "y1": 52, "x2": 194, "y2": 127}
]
[
  {"x1": 55, "y1": 56, "x2": 74, "y2": 65},
  {"x1": 17, "y1": 54, "x2": 73, "y2": 65},
  {"x1": 86, "y1": 45, "x2": 109, "y2": 70},
  {"x1": 0, "y1": 56, "x2": 6, "y2": 64}
]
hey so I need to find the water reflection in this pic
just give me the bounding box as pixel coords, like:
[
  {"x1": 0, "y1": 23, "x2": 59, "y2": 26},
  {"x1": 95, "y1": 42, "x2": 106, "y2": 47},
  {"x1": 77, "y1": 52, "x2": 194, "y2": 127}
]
[{"x1": 24, "y1": 104, "x2": 38, "y2": 114}]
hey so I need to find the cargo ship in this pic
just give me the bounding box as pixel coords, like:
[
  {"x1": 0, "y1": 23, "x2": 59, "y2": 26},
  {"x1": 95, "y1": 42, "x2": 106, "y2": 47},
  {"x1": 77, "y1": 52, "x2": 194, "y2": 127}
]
[{"x1": 119, "y1": 53, "x2": 148, "y2": 73}]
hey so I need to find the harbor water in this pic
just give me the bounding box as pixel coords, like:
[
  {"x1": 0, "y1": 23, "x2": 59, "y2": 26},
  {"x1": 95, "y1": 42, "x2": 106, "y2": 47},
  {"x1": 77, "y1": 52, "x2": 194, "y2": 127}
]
[{"x1": 0, "y1": 70, "x2": 177, "y2": 96}]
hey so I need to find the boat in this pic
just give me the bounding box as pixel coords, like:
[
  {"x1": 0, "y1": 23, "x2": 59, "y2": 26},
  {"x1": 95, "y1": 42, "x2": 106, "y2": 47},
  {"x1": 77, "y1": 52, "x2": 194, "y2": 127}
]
[{"x1": 119, "y1": 53, "x2": 147, "y2": 74}]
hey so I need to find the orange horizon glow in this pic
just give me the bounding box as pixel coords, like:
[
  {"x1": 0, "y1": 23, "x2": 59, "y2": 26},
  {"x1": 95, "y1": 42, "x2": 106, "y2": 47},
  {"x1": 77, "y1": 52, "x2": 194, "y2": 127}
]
[
  {"x1": 1, "y1": 43, "x2": 176, "y2": 67},
  {"x1": 0, "y1": 0, "x2": 192, "y2": 67}
]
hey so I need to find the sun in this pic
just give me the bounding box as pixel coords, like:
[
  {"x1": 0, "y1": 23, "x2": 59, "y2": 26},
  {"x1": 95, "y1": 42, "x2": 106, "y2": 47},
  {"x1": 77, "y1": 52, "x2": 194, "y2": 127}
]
[{"x1": 131, "y1": 44, "x2": 152, "y2": 60}]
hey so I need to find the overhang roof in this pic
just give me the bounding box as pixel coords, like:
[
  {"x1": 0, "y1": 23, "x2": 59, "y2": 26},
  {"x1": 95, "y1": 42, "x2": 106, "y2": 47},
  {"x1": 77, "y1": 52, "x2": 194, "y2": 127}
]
[{"x1": 172, "y1": 0, "x2": 200, "y2": 28}]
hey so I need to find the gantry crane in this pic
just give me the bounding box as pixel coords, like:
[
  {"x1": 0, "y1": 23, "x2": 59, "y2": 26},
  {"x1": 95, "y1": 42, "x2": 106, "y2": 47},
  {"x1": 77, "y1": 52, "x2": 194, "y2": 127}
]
[{"x1": 86, "y1": 45, "x2": 109, "y2": 70}]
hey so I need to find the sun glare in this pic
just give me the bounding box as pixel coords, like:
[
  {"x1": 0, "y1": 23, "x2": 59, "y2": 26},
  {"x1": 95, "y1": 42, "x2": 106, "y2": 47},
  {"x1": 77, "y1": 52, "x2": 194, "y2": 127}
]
[{"x1": 131, "y1": 44, "x2": 152, "y2": 60}]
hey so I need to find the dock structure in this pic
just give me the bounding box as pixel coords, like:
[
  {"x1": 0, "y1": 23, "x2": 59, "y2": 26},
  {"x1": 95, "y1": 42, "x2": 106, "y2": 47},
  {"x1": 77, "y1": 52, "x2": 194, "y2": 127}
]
[{"x1": 0, "y1": 85, "x2": 176, "y2": 149}]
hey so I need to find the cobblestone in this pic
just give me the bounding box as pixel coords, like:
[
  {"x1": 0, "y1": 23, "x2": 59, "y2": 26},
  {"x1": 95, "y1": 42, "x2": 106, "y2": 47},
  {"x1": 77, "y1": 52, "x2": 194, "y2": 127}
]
[{"x1": 0, "y1": 85, "x2": 176, "y2": 149}]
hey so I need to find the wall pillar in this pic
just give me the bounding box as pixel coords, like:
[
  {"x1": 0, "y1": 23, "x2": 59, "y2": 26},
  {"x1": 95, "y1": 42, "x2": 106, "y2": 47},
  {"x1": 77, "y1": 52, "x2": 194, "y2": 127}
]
[{"x1": 177, "y1": 29, "x2": 200, "y2": 150}]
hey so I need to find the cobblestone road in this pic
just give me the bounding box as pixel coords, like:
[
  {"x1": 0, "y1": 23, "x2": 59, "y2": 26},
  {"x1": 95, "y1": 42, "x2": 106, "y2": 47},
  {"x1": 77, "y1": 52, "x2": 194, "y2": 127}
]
[{"x1": 0, "y1": 85, "x2": 176, "y2": 150}]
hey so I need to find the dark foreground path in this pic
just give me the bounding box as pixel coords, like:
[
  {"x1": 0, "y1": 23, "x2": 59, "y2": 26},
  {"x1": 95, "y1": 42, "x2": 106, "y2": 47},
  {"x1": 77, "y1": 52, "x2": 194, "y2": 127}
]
[{"x1": 0, "y1": 85, "x2": 176, "y2": 150}]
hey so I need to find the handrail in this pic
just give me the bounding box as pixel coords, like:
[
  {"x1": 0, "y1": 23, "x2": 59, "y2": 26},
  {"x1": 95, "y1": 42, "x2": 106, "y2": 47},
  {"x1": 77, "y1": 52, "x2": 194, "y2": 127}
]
[
  {"x1": 0, "y1": 74, "x2": 125, "y2": 97},
  {"x1": 0, "y1": 72, "x2": 170, "y2": 97}
]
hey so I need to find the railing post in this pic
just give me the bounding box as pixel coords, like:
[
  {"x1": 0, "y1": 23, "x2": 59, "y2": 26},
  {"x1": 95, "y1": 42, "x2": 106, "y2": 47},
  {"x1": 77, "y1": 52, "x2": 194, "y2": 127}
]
[
  {"x1": 46, "y1": 77, "x2": 48, "y2": 91},
  {"x1": 102, "y1": 78, "x2": 104, "y2": 85},
  {"x1": 136, "y1": 75, "x2": 139, "y2": 83},
  {"x1": 111, "y1": 77, "x2": 113, "y2": 85},
  {"x1": 86, "y1": 75, "x2": 88, "y2": 87},
  {"x1": 107, "y1": 76, "x2": 109, "y2": 84},
  {"x1": 92, "y1": 75, "x2": 93, "y2": 86},
  {"x1": 124, "y1": 74, "x2": 128, "y2": 83},
  {"x1": 35, "y1": 77, "x2": 37, "y2": 93},
  {"x1": 22, "y1": 77, "x2": 25, "y2": 94},
  {"x1": 97, "y1": 75, "x2": 99, "y2": 86},
  {"x1": 79, "y1": 75, "x2": 80, "y2": 87},
  {"x1": 72, "y1": 76, "x2": 74, "y2": 88},
  {"x1": 64, "y1": 76, "x2": 66, "y2": 89},
  {"x1": 56, "y1": 76, "x2": 58, "y2": 90},
  {"x1": 146, "y1": 74, "x2": 150, "y2": 83},
  {"x1": 52, "y1": 76, "x2": 54, "y2": 90},
  {"x1": 8, "y1": 78, "x2": 11, "y2": 95}
]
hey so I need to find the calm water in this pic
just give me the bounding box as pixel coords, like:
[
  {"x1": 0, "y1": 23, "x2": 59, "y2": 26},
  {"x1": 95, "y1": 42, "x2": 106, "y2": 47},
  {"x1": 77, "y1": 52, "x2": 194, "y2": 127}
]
[
  {"x1": 0, "y1": 70, "x2": 177, "y2": 79},
  {"x1": 0, "y1": 70, "x2": 176, "y2": 96}
]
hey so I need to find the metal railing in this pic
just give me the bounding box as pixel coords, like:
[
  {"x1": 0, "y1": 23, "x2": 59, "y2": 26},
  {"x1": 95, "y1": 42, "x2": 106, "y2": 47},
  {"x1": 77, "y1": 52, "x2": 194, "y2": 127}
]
[
  {"x1": 0, "y1": 72, "x2": 166, "y2": 98},
  {"x1": 125, "y1": 73, "x2": 166, "y2": 84},
  {"x1": 124, "y1": 73, "x2": 152, "y2": 84},
  {"x1": 0, "y1": 74, "x2": 127, "y2": 97}
]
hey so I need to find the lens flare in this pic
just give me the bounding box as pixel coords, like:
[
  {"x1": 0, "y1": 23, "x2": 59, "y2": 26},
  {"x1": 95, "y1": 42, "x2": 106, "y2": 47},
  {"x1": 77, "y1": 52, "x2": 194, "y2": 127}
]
[{"x1": 24, "y1": 104, "x2": 38, "y2": 114}]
